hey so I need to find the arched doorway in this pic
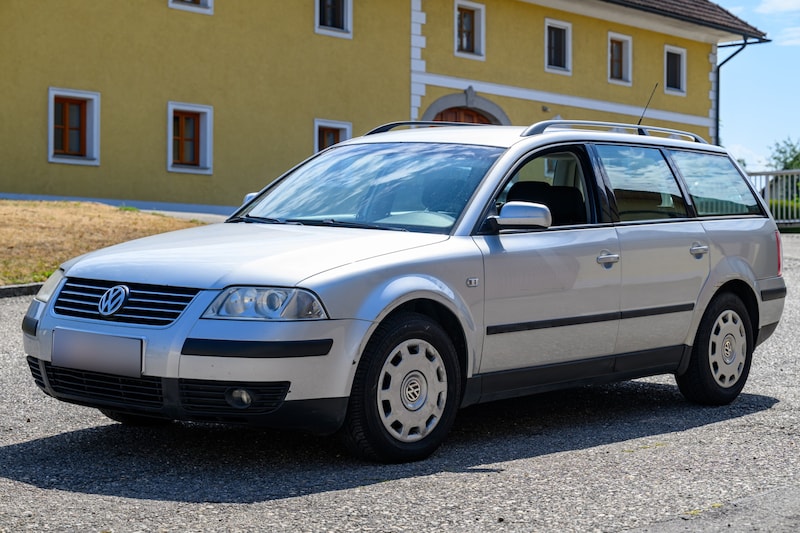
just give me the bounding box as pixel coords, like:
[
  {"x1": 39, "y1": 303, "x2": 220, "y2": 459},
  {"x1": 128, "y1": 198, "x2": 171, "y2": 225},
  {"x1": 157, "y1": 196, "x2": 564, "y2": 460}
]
[
  {"x1": 420, "y1": 87, "x2": 511, "y2": 125},
  {"x1": 434, "y1": 107, "x2": 492, "y2": 124}
]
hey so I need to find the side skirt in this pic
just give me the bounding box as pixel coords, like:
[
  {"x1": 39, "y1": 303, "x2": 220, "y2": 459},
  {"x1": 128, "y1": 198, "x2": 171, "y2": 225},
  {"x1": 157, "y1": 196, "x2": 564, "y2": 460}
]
[{"x1": 462, "y1": 345, "x2": 690, "y2": 406}]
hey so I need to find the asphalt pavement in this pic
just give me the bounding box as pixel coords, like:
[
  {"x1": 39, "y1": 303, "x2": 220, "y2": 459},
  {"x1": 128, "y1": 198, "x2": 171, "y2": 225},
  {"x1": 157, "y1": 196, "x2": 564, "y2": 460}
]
[{"x1": 1, "y1": 238, "x2": 799, "y2": 532}]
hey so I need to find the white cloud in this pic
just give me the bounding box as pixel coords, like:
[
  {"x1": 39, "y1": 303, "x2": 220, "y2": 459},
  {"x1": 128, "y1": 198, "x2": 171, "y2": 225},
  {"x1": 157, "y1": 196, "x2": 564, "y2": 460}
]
[
  {"x1": 724, "y1": 143, "x2": 771, "y2": 171},
  {"x1": 775, "y1": 26, "x2": 800, "y2": 44},
  {"x1": 756, "y1": 0, "x2": 800, "y2": 14},
  {"x1": 725, "y1": 4, "x2": 747, "y2": 15}
]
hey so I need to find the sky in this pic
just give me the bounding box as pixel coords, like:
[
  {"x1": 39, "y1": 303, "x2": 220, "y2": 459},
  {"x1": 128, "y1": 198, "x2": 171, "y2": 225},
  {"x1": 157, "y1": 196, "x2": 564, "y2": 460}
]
[{"x1": 712, "y1": 0, "x2": 800, "y2": 170}]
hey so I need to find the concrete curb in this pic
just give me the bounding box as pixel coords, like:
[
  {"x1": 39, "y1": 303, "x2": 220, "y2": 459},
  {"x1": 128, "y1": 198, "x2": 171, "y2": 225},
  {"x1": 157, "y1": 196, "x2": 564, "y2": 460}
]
[{"x1": 0, "y1": 283, "x2": 42, "y2": 299}]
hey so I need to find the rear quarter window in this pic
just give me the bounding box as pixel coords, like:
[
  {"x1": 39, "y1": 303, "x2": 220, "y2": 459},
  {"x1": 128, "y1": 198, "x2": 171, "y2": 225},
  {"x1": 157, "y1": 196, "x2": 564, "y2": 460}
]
[{"x1": 669, "y1": 151, "x2": 762, "y2": 216}]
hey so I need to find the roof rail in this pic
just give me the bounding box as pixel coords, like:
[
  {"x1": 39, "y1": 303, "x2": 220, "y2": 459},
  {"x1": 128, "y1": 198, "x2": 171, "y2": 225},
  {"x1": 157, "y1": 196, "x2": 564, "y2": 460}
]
[
  {"x1": 521, "y1": 120, "x2": 708, "y2": 144},
  {"x1": 365, "y1": 121, "x2": 488, "y2": 135}
]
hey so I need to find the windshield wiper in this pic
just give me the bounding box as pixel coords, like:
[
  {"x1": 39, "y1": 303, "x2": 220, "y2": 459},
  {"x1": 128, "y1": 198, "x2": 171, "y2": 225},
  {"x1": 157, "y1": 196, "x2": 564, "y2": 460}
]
[
  {"x1": 226, "y1": 214, "x2": 287, "y2": 224},
  {"x1": 285, "y1": 219, "x2": 407, "y2": 231}
]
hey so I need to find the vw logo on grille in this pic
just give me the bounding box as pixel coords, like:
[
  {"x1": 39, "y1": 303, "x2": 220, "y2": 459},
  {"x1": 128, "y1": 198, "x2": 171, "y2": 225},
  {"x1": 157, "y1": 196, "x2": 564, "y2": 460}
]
[{"x1": 98, "y1": 285, "x2": 130, "y2": 317}]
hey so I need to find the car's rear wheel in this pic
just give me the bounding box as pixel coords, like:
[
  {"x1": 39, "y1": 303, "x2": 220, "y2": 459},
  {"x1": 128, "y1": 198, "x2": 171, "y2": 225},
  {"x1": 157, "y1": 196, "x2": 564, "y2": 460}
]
[
  {"x1": 676, "y1": 293, "x2": 753, "y2": 405},
  {"x1": 342, "y1": 312, "x2": 461, "y2": 463}
]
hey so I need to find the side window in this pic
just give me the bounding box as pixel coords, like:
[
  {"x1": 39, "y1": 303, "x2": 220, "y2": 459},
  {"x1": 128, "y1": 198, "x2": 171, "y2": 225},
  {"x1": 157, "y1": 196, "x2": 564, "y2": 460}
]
[
  {"x1": 499, "y1": 150, "x2": 590, "y2": 226},
  {"x1": 670, "y1": 151, "x2": 761, "y2": 216},
  {"x1": 316, "y1": 0, "x2": 353, "y2": 39},
  {"x1": 665, "y1": 45, "x2": 686, "y2": 95},
  {"x1": 595, "y1": 144, "x2": 688, "y2": 221},
  {"x1": 314, "y1": 119, "x2": 352, "y2": 152},
  {"x1": 167, "y1": 101, "x2": 213, "y2": 175},
  {"x1": 454, "y1": 1, "x2": 486, "y2": 59},
  {"x1": 48, "y1": 87, "x2": 100, "y2": 166},
  {"x1": 545, "y1": 19, "x2": 571, "y2": 74},
  {"x1": 608, "y1": 32, "x2": 632, "y2": 85}
]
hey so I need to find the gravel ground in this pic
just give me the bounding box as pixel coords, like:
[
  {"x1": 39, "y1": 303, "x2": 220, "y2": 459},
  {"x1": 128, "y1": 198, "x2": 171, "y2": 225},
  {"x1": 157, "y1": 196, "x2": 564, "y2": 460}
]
[{"x1": 1, "y1": 237, "x2": 799, "y2": 532}]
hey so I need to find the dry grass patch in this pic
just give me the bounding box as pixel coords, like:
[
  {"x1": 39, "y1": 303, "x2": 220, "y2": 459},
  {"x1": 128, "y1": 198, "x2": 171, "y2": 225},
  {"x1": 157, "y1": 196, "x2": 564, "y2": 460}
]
[{"x1": 1, "y1": 200, "x2": 203, "y2": 285}]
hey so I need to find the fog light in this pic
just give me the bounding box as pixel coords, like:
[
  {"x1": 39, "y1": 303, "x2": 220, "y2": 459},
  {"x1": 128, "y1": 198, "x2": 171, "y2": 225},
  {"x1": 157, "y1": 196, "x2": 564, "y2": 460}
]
[{"x1": 226, "y1": 388, "x2": 253, "y2": 409}]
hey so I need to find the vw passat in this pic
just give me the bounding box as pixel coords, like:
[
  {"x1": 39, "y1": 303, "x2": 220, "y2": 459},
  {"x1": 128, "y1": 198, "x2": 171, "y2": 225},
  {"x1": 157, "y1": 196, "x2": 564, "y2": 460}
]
[{"x1": 22, "y1": 120, "x2": 786, "y2": 462}]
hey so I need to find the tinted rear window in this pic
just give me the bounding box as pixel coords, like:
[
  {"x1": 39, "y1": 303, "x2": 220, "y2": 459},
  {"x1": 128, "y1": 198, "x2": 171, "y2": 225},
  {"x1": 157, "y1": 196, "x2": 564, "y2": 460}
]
[{"x1": 669, "y1": 151, "x2": 761, "y2": 216}]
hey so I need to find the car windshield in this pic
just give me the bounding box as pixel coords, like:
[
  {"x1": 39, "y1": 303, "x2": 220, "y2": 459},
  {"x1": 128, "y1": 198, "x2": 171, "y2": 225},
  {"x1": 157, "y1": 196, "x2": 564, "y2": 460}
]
[{"x1": 239, "y1": 142, "x2": 503, "y2": 234}]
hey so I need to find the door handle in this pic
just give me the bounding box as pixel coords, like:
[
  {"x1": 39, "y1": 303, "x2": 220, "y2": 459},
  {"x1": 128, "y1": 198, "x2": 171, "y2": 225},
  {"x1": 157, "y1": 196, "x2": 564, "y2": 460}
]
[
  {"x1": 597, "y1": 250, "x2": 620, "y2": 267},
  {"x1": 689, "y1": 243, "x2": 710, "y2": 257}
]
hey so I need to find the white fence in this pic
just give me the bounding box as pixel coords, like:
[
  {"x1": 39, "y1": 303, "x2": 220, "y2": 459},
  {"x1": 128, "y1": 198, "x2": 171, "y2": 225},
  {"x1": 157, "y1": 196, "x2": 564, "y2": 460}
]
[{"x1": 749, "y1": 170, "x2": 800, "y2": 226}]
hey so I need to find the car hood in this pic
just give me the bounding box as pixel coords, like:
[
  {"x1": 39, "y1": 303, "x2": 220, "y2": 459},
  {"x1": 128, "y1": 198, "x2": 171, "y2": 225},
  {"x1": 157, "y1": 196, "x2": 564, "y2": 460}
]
[{"x1": 62, "y1": 223, "x2": 449, "y2": 288}]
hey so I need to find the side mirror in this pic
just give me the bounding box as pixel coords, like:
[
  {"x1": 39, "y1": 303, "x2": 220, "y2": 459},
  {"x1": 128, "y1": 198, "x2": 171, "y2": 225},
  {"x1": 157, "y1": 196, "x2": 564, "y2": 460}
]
[
  {"x1": 242, "y1": 192, "x2": 259, "y2": 206},
  {"x1": 490, "y1": 201, "x2": 552, "y2": 229}
]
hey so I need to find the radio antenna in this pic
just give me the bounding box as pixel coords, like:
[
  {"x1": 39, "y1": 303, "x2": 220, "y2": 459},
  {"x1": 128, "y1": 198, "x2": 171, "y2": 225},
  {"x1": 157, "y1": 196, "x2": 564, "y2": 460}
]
[{"x1": 637, "y1": 83, "x2": 659, "y2": 125}]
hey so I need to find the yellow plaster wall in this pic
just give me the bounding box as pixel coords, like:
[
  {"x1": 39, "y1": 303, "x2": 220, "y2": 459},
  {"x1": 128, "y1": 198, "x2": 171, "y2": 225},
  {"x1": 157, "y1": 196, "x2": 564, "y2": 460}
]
[
  {"x1": 421, "y1": 0, "x2": 713, "y2": 126},
  {"x1": 0, "y1": 0, "x2": 409, "y2": 206}
]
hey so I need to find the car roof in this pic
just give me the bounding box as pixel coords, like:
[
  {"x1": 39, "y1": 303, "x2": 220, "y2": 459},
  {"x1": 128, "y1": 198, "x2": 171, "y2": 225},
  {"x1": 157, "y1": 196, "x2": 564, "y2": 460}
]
[{"x1": 341, "y1": 121, "x2": 729, "y2": 155}]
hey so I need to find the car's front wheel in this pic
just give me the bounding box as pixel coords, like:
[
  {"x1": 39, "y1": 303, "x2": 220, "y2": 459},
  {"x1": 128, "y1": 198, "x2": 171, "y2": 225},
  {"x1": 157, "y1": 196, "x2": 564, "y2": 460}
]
[
  {"x1": 342, "y1": 312, "x2": 462, "y2": 463},
  {"x1": 676, "y1": 293, "x2": 754, "y2": 405}
]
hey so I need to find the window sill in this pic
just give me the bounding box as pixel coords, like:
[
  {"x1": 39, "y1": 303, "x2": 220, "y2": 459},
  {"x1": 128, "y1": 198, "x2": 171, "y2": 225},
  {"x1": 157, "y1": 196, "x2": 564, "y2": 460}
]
[
  {"x1": 545, "y1": 66, "x2": 572, "y2": 76},
  {"x1": 48, "y1": 155, "x2": 100, "y2": 167},
  {"x1": 168, "y1": 165, "x2": 213, "y2": 175},
  {"x1": 664, "y1": 87, "x2": 687, "y2": 97},
  {"x1": 315, "y1": 26, "x2": 352, "y2": 39},
  {"x1": 608, "y1": 78, "x2": 632, "y2": 87},
  {"x1": 169, "y1": 1, "x2": 214, "y2": 15},
  {"x1": 455, "y1": 50, "x2": 486, "y2": 61}
]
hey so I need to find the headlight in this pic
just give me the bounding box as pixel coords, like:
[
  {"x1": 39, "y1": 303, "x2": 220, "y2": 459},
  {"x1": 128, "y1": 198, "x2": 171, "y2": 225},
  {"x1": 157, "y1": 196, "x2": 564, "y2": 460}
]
[
  {"x1": 203, "y1": 287, "x2": 328, "y2": 320},
  {"x1": 35, "y1": 269, "x2": 65, "y2": 303}
]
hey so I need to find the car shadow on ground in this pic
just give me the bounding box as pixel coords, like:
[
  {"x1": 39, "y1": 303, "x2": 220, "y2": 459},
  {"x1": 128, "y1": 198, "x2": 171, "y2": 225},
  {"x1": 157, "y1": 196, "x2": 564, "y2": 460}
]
[{"x1": 0, "y1": 380, "x2": 777, "y2": 504}]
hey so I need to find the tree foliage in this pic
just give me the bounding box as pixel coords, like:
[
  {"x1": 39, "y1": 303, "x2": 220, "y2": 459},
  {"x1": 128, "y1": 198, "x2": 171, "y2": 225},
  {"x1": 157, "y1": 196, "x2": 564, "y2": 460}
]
[{"x1": 769, "y1": 137, "x2": 800, "y2": 170}]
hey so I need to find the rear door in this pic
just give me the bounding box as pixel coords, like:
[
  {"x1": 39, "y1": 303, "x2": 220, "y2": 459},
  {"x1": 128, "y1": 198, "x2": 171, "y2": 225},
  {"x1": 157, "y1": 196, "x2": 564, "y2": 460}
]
[{"x1": 593, "y1": 144, "x2": 710, "y2": 368}]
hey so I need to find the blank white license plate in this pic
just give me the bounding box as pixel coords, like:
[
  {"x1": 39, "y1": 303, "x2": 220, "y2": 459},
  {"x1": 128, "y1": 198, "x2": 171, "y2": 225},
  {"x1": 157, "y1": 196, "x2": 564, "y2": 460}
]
[{"x1": 52, "y1": 329, "x2": 142, "y2": 378}]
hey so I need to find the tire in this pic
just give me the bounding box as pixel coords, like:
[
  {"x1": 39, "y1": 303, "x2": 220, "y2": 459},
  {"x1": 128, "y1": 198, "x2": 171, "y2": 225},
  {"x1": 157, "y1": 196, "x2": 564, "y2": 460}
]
[
  {"x1": 676, "y1": 293, "x2": 754, "y2": 406},
  {"x1": 99, "y1": 409, "x2": 172, "y2": 426},
  {"x1": 342, "y1": 312, "x2": 462, "y2": 463}
]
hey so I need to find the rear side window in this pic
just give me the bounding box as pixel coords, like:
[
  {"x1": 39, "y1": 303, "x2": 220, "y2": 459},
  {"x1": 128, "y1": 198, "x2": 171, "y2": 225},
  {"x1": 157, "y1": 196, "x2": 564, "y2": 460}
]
[
  {"x1": 669, "y1": 151, "x2": 761, "y2": 216},
  {"x1": 595, "y1": 145, "x2": 688, "y2": 221}
]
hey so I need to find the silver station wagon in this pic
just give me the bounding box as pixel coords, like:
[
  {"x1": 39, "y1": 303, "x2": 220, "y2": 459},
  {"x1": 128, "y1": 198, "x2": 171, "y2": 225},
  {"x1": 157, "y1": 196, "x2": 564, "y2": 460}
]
[{"x1": 22, "y1": 120, "x2": 786, "y2": 462}]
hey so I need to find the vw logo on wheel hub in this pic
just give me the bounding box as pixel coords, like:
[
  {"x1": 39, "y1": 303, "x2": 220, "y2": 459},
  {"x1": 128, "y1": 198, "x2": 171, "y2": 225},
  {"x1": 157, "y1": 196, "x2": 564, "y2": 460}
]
[{"x1": 98, "y1": 285, "x2": 130, "y2": 317}]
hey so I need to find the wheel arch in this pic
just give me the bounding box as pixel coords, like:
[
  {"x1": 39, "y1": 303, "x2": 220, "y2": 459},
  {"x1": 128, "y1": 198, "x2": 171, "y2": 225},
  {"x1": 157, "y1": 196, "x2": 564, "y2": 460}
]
[
  {"x1": 690, "y1": 254, "x2": 762, "y2": 343},
  {"x1": 681, "y1": 276, "x2": 760, "y2": 376},
  {"x1": 382, "y1": 299, "x2": 470, "y2": 389},
  {"x1": 717, "y1": 279, "x2": 760, "y2": 337}
]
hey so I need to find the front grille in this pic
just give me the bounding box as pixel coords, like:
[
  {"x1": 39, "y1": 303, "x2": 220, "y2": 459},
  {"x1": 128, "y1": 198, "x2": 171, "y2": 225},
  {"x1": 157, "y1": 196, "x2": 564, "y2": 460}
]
[
  {"x1": 179, "y1": 379, "x2": 290, "y2": 414},
  {"x1": 27, "y1": 356, "x2": 45, "y2": 389},
  {"x1": 53, "y1": 278, "x2": 200, "y2": 326},
  {"x1": 42, "y1": 361, "x2": 163, "y2": 408},
  {"x1": 29, "y1": 358, "x2": 291, "y2": 420}
]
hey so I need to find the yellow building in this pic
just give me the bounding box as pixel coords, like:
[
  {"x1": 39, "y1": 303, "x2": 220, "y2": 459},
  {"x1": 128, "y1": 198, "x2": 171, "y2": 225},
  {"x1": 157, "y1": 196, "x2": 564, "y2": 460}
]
[{"x1": 0, "y1": 0, "x2": 765, "y2": 210}]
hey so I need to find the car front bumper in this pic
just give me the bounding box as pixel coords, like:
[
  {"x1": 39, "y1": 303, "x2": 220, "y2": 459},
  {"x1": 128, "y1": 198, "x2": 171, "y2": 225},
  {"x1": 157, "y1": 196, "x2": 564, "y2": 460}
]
[{"x1": 22, "y1": 295, "x2": 373, "y2": 433}]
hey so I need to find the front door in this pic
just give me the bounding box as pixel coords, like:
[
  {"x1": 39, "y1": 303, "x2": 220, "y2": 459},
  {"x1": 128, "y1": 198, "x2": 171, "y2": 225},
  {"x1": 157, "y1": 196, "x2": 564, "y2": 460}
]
[{"x1": 475, "y1": 148, "x2": 621, "y2": 378}]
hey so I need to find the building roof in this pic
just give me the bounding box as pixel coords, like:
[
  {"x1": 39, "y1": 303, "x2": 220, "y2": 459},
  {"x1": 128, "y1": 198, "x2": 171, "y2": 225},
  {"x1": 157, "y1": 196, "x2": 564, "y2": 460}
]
[{"x1": 600, "y1": 0, "x2": 767, "y2": 41}]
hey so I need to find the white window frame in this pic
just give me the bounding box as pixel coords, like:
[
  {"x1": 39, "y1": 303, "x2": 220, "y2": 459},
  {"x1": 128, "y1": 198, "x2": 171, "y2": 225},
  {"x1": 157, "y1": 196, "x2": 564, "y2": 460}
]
[
  {"x1": 168, "y1": 0, "x2": 214, "y2": 16},
  {"x1": 315, "y1": 0, "x2": 353, "y2": 39},
  {"x1": 608, "y1": 32, "x2": 632, "y2": 86},
  {"x1": 314, "y1": 119, "x2": 352, "y2": 153},
  {"x1": 664, "y1": 45, "x2": 687, "y2": 96},
  {"x1": 48, "y1": 87, "x2": 101, "y2": 167},
  {"x1": 545, "y1": 18, "x2": 572, "y2": 75},
  {"x1": 454, "y1": 1, "x2": 486, "y2": 61},
  {"x1": 167, "y1": 101, "x2": 213, "y2": 175}
]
